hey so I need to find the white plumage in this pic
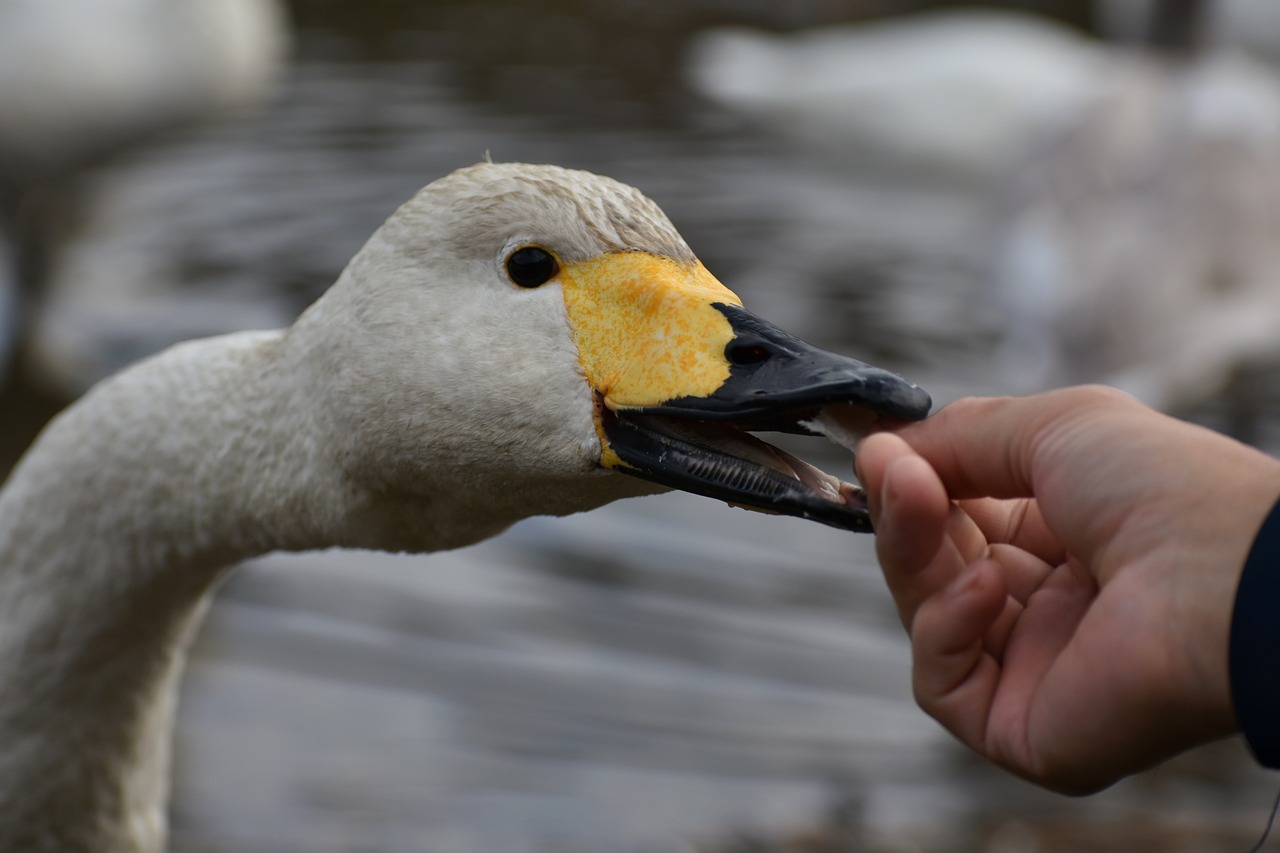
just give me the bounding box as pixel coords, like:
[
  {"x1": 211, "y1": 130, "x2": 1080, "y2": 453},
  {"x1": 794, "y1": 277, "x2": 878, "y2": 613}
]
[
  {"x1": 0, "y1": 0, "x2": 287, "y2": 178},
  {"x1": 0, "y1": 164, "x2": 690, "y2": 851},
  {"x1": 0, "y1": 0, "x2": 287, "y2": 376}
]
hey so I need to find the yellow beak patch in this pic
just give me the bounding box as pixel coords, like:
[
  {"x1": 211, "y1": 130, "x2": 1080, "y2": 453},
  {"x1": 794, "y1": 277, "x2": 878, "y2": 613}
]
[
  {"x1": 558, "y1": 252, "x2": 744, "y2": 467},
  {"x1": 560, "y1": 252, "x2": 742, "y2": 408}
]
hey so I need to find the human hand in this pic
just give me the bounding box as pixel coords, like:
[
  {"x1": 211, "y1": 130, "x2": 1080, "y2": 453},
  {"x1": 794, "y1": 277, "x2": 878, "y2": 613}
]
[{"x1": 855, "y1": 386, "x2": 1280, "y2": 793}]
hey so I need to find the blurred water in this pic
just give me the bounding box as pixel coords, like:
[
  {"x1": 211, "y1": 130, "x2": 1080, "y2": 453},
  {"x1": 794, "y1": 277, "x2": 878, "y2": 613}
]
[{"x1": 5, "y1": 1, "x2": 1280, "y2": 851}]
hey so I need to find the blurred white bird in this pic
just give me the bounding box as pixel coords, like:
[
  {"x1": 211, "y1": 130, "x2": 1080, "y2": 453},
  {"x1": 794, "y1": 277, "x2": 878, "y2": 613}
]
[
  {"x1": 686, "y1": 11, "x2": 1107, "y2": 184},
  {"x1": 996, "y1": 0, "x2": 1280, "y2": 425},
  {"x1": 0, "y1": 0, "x2": 288, "y2": 375},
  {"x1": 0, "y1": 0, "x2": 287, "y2": 180}
]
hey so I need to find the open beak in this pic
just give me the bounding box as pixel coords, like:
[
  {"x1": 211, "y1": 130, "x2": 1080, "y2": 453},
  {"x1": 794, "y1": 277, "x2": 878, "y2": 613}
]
[{"x1": 559, "y1": 251, "x2": 931, "y2": 532}]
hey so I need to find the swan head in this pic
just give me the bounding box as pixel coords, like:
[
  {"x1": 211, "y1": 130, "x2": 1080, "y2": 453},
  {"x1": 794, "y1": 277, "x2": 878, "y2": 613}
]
[{"x1": 294, "y1": 163, "x2": 929, "y2": 545}]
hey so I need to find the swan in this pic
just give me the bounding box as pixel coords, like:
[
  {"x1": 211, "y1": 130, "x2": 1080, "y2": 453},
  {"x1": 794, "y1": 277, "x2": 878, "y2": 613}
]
[
  {"x1": 995, "y1": 0, "x2": 1280, "y2": 419},
  {"x1": 0, "y1": 0, "x2": 286, "y2": 178},
  {"x1": 685, "y1": 10, "x2": 1106, "y2": 183},
  {"x1": 0, "y1": 162, "x2": 929, "y2": 852},
  {"x1": 0, "y1": 0, "x2": 288, "y2": 375}
]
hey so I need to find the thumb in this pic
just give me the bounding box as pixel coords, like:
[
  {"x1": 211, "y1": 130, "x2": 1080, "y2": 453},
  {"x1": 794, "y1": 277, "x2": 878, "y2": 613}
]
[{"x1": 881, "y1": 387, "x2": 1141, "y2": 502}]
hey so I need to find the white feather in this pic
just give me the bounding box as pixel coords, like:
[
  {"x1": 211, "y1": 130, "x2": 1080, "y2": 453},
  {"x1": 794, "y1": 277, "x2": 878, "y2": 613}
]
[{"x1": 0, "y1": 163, "x2": 680, "y2": 852}]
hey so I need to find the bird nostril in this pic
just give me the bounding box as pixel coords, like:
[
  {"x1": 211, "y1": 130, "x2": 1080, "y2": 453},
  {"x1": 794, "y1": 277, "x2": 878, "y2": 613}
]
[{"x1": 727, "y1": 343, "x2": 772, "y2": 366}]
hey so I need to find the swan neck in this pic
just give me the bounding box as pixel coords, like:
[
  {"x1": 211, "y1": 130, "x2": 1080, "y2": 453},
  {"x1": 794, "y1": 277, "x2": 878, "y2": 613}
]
[{"x1": 0, "y1": 330, "x2": 334, "y2": 851}]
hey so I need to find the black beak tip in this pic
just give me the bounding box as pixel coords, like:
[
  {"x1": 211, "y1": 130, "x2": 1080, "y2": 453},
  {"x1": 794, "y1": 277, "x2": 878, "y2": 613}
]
[
  {"x1": 816, "y1": 366, "x2": 931, "y2": 422},
  {"x1": 885, "y1": 377, "x2": 932, "y2": 422}
]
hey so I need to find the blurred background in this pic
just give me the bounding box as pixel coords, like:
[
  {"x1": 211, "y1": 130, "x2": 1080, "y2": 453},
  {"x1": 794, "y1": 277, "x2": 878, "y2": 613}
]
[{"x1": 4, "y1": 0, "x2": 1280, "y2": 850}]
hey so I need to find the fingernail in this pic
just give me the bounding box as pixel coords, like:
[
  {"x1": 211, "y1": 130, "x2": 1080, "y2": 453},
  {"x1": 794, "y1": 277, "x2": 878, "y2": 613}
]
[{"x1": 874, "y1": 460, "x2": 899, "y2": 523}]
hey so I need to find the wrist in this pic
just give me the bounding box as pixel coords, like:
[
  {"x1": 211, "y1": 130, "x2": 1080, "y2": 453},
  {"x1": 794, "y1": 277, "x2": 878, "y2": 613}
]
[{"x1": 1149, "y1": 441, "x2": 1280, "y2": 752}]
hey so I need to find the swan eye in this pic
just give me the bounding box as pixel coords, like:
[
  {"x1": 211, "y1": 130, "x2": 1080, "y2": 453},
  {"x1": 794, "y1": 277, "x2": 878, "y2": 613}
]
[{"x1": 506, "y1": 246, "x2": 559, "y2": 288}]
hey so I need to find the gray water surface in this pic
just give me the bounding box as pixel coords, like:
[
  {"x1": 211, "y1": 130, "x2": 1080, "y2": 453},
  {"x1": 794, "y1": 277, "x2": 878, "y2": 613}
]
[{"x1": 9, "y1": 2, "x2": 1279, "y2": 851}]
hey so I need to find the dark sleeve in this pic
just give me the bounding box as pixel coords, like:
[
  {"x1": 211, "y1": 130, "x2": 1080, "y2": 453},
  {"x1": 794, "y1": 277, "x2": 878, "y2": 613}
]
[{"x1": 1230, "y1": 497, "x2": 1280, "y2": 768}]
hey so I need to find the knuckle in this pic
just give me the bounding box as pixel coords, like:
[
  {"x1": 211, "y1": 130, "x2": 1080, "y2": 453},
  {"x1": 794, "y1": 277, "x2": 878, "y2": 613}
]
[{"x1": 1061, "y1": 384, "x2": 1137, "y2": 410}]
